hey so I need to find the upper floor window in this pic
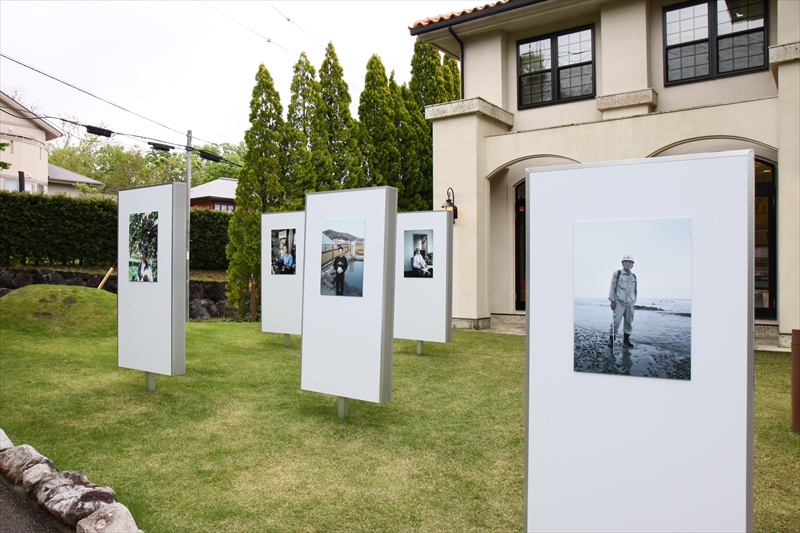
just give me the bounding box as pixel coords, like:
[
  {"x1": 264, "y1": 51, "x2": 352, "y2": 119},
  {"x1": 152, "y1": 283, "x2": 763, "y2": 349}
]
[
  {"x1": 664, "y1": 0, "x2": 767, "y2": 84},
  {"x1": 518, "y1": 26, "x2": 595, "y2": 109},
  {"x1": 214, "y1": 202, "x2": 235, "y2": 212}
]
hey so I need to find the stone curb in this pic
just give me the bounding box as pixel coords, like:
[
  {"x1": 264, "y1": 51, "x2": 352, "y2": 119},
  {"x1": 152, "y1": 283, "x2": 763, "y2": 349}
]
[{"x1": 0, "y1": 428, "x2": 143, "y2": 533}]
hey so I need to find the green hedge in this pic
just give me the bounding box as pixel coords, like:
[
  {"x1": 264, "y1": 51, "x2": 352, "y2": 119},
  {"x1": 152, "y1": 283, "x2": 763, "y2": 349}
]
[
  {"x1": 0, "y1": 191, "x2": 231, "y2": 269},
  {"x1": 190, "y1": 208, "x2": 231, "y2": 270}
]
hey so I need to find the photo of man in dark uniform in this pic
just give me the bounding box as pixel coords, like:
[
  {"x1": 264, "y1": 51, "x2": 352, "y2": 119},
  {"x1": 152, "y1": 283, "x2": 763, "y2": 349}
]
[{"x1": 332, "y1": 246, "x2": 348, "y2": 296}]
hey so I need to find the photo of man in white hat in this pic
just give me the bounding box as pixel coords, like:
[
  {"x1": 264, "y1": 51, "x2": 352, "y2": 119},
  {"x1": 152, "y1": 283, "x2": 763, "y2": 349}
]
[{"x1": 609, "y1": 254, "x2": 637, "y2": 347}]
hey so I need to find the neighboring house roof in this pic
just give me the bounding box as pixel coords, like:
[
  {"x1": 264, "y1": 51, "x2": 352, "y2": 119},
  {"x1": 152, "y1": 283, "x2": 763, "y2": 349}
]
[
  {"x1": 0, "y1": 91, "x2": 63, "y2": 141},
  {"x1": 48, "y1": 164, "x2": 103, "y2": 186},
  {"x1": 190, "y1": 176, "x2": 237, "y2": 201}
]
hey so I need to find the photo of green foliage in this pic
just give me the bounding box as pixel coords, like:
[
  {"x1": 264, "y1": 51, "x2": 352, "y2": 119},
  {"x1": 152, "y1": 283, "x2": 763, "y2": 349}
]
[{"x1": 128, "y1": 211, "x2": 158, "y2": 282}]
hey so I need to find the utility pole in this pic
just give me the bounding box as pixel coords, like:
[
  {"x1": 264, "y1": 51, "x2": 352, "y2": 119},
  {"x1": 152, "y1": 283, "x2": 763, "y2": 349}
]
[{"x1": 186, "y1": 130, "x2": 192, "y2": 322}]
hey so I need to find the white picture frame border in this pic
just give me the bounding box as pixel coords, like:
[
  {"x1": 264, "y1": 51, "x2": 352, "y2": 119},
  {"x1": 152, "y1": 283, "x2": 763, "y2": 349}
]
[
  {"x1": 300, "y1": 187, "x2": 397, "y2": 403},
  {"x1": 261, "y1": 211, "x2": 305, "y2": 336},
  {"x1": 394, "y1": 210, "x2": 453, "y2": 343},
  {"x1": 118, "y1": 182, "x2": 186, "y2": 376},
  {"x1": 525, "y1": 151, "x2": 754, "y2": 532}
]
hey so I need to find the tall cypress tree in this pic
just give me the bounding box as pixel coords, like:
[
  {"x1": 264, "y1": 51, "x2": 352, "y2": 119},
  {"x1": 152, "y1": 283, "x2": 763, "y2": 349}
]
[
  {"x1": 226, "y1": 63, "x2": 285, "y2": 314},
  {"x1": 409, "y1": 38, "x2": 448, "y2": 115},
  {"x1": 318, "y1": 42, "x2": 362, "y2": 190},
  {"x1": 358, "y1": 55, "x2": 398, "y2": 189},
  {"x1": 443, "y1": 55, "x2": 461, "y2": 100},
  {"x1": 397, "y1": 81, "x2": 431, "y2": 211},
  {"x1": 285, "y1": 52, "x2": 323, "y2": 209}
]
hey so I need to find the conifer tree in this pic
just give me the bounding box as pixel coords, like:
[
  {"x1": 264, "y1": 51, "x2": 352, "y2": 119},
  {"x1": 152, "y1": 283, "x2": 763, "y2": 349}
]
[
  {"x1": 285, "y1": 52, "x2": 323, "y2": 209},
  {"x1": 358, "y1": 55, "x2": 399, "y2": 189},
  {"x1": 318, "y1": 42, "x2": 362, "y2": 190},
  {"x1": 409, "y1": 38, "x2": 448, "y2": 115},
  {"x1": 443, "y1": 55, "x2": 461, "y2": 100},
  {"x1": 226, "y1": 63, "x2": 285, "y2": 314},
  {"x1": 397, "y1": 81, "x2": 431, "y2": 211}
]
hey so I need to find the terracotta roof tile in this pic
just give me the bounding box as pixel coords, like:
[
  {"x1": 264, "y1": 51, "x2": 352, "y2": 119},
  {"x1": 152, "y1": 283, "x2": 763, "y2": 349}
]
[{"x1": 409, "y1": 0, "x2": 512, "y2": 29}]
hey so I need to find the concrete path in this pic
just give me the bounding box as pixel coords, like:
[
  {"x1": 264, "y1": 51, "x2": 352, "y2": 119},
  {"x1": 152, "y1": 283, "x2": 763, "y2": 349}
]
[{"x1": 0, "y1": 480, "x2": 64, "y2": 533}]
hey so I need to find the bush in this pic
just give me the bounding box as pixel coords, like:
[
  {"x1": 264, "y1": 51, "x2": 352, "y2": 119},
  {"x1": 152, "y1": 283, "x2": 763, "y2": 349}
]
[
  {"x1": 0, "y1": 192, "x2": 231, "y2": 270},
  {"x1": 190, "y1": 208, "x2": 232, "y2": 270}
]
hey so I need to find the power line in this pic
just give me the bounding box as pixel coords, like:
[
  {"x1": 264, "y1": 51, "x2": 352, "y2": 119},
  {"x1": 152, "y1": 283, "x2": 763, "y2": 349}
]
[
  {"x1": 198, "y1": 1, "x2": 299, "y2": 58},
  {"x1": 265, "y1": 1, "x2": 364, "y2": 80},
  {"x1": 0, "y1": 53, "x2": 222, "y2": 147}
]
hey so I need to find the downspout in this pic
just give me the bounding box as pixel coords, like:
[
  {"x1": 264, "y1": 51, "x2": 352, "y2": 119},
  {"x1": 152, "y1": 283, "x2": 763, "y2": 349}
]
[{"x1": 448, "y1": 25, "x2": 465, "y2": 99}]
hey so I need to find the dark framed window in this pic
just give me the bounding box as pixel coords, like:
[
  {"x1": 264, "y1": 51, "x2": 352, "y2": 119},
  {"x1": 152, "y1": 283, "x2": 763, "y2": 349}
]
[
  {"x1": 754, "y1": 160, "x2": 776, "y2": 319},
  {"x1": 518, "y1": 25, "x2": 595, "y2": 109},
  {"x1": 664, "y1": 0, "x2": 767, "y2": 85}
]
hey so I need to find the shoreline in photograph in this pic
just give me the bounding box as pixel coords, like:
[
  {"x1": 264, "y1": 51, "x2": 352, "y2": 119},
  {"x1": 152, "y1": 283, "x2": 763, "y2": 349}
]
[{"x1": 574, "y1": 326, "x2": 690, "y2": 380}]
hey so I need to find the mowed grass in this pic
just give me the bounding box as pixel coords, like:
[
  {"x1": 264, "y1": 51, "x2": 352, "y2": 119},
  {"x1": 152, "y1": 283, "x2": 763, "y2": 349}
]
[{"x1": 1, "y1": 285, "x2": 798, "y2": 532}]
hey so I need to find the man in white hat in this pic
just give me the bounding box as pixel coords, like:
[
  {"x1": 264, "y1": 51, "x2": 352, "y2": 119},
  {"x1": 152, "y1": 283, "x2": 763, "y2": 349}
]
[{"x1": 609, "y1": 254, "x2": 637, "y2": 347}]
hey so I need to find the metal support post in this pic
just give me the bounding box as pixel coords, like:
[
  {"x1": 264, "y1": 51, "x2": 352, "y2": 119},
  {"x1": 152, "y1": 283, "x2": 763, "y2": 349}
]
[
  {"x1": 338, "y1": 397, "x2": 349, "y2": 419},
  {"x1": 792, "y1": 329, "x2": 799, "y2": 433},
  {"x1": 284, "y1": 334, "x2": 291, "y2": 347},
  {"x1": 185, "y1": 130, "x2": 192, "y2": 322},
  {"x1": 145, "y1": 372, "x2": 156, "y2": 392},
  {"x1": 417, "y1": 340, "x2": 424, "y2": 355}
]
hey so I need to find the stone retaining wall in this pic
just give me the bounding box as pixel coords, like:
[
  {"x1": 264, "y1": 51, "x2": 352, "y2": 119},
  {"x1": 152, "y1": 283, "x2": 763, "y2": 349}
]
[
  {"x1": 0, "y1": 428, "x2": 143, "y2": 532},
  {"x1": 0, "y1": 268, "x2": 235, "y2": 319}
]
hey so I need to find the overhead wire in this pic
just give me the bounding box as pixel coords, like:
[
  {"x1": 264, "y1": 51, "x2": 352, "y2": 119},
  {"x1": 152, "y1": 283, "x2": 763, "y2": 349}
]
[
  {"x1": 265, "y1": 1, "x2": 364, "y2": 81},
  {"x1": 0, "y1": 105, "x2": 241, "y2": 166},
  {"x1": 0, "y1": 53, "x2": 223, "y2": 147},
  {"x1": 198, "y1": 1, "x2": 299, "y2": 58}
]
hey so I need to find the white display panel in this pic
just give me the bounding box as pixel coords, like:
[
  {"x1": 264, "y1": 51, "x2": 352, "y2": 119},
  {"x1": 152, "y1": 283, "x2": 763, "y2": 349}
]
[
  {"x1": 261, "y1": 211, "x2": 305, "y2": 335},
  {"x1": 394, "y1": 211, "x2": 453, "y2": 342},
  {"x1": 301, "y1": 187, "x2": 397, "y2": 403},
  {"x1": 118, "y1": 183, "x2": 186, "y2": 376},
  {"x1": 525, "y1": 151, "x2": 754, "y2": 532}
]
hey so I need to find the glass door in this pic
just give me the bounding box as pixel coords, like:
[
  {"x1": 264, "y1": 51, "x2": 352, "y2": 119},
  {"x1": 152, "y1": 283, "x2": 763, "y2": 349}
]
[
  {"x1": 515, "y1": 182, "x2": 526, "y2": 311},
  {"x1": 754, "y1": 160, "x2": 776, "y2": 319}
]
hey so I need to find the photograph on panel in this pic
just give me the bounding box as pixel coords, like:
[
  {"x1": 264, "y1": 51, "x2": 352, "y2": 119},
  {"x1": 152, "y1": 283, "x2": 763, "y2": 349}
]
[
  {"x1": 573, "y1": 218, "x2": 692, "y2": 380},
  {"x1": 403, "y1": 229, "x2": 434, "y2": 278},
  {"x1": 320, "y1": 218, "x2": 365, "y2": 297},
  {"x1": 271, "y1": 228, "x2": 297, "y2": 275},
  {"x1": 128, "y1": 211, "x2": 158, "y2": 283}
]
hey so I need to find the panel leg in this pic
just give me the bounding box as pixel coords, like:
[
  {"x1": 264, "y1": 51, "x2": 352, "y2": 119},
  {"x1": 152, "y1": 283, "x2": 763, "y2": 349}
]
[
  {"x1": 284, "y1": 334, "x2": 291, "y2": 347},
  {"x1": 145, "y1": 372, "x2": 156, "y2": 392},
  {"x1": 417, "y1": 340, "x2": 424, "y2": 355},
  {"x1": 338, "y1": 397, "x2": 349, "y2": 419}
]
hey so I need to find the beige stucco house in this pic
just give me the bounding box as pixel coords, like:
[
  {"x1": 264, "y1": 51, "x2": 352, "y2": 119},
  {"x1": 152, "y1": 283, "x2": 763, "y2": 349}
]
[
  {"x1": 0, "y1": 90, "x2": 62, "y2": 193},
  {"x1": 411, "y1": 0, "x2": 799, "y2": 347}
]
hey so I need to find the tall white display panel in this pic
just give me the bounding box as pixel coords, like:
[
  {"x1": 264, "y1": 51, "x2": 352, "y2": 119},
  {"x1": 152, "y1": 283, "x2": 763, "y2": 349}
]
[
  {"x1": 300, "y1": 187, "x2": 397, "y2": 403},
  {"x1": 394, "y1": 211, "x2": 453, "y2": 342},
  {"x1": 261, "y1": 211, "x2": 305, "y2": 335},
  {"x1": 525, "y1": 151, "x2": 753, "y2": 532},
  {"x1": 118, "y1": 182, "x2": 186, "y2": 376}
]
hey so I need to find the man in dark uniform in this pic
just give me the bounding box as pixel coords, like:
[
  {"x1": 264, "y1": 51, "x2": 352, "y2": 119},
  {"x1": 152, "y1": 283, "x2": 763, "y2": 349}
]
[{"x1": 333, "y1": 246, "x2": 348, "y2": 295}]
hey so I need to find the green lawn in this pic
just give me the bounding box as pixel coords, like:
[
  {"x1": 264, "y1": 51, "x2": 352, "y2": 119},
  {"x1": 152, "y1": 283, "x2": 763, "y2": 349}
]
[{"x1": 0, "y1": 285, "x2": 797, "y2": 532}]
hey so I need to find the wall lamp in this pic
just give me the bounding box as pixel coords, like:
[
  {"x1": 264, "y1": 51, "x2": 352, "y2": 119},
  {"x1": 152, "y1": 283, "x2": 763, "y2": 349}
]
[{"x1": 441, "y1": 187, "x2": 458, "y2": 223}]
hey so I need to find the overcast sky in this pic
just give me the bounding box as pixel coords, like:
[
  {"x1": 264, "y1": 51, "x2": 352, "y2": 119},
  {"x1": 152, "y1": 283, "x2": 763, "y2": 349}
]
[
  {"x1": 573, "y1": 218, "x2": 693, "y2": 300},
  {"x1": 0, "y1": 1, "x2": 468, "y2": 150}
]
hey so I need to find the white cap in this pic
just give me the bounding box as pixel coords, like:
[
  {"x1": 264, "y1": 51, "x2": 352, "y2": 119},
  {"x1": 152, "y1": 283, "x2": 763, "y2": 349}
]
[{"x1": 622, "y1": 254, "x2": 634, "y2": 262}]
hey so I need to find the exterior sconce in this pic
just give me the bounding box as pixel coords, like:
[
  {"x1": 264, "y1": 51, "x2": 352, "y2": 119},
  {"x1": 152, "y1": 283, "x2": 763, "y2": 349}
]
[{"x1": 441, "y1": 187, "x2": 458, "y2": 223}]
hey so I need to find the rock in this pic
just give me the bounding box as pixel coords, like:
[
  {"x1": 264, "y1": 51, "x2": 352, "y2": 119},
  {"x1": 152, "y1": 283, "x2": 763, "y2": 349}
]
[
  {"x1": 77, "y1": 502, "x2": 143, "y2": 533},
  {"x1": 65, "y1": 276, "x2": 87, "y2": 287},
  {"x1": 86, "y1": 275, "x2": 104, "y2": 288},
  {"x1": 46, "y1": 272, "x2": 65, "y2": 285},
  {"x1": 216, "y1": 301, "x2": 236, "y2": 318},
  {"x1": 22, "y1": 462, "x2": 58, "y2": 493},
  {"x1": 0, "y1": 288, "x2": 11, "y2": 298},
  {"x1": 0, "y1": 270, "x2": 15, "y2": 288},
  {"x1": 0, "y1": 428, "x2": 13, "y2": 451},
  {"x1": 12, "y1": 271, "x2": 32, "y2": 288},
  {"x1": 189, "y1": 299, "x2": 211, "y2": 319},
  {"x1": 204, "y1": 282, "x2": 226, "y2": 302},
  {"x1": 190, "y1": 282, "x2": 205, "y2": 299},
  {"x1": 0, "y1": 444, "x2": 55, "y2": 484},
  {"x1": 36, "y1": 471, "x2": 116, "y2": 527}
]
